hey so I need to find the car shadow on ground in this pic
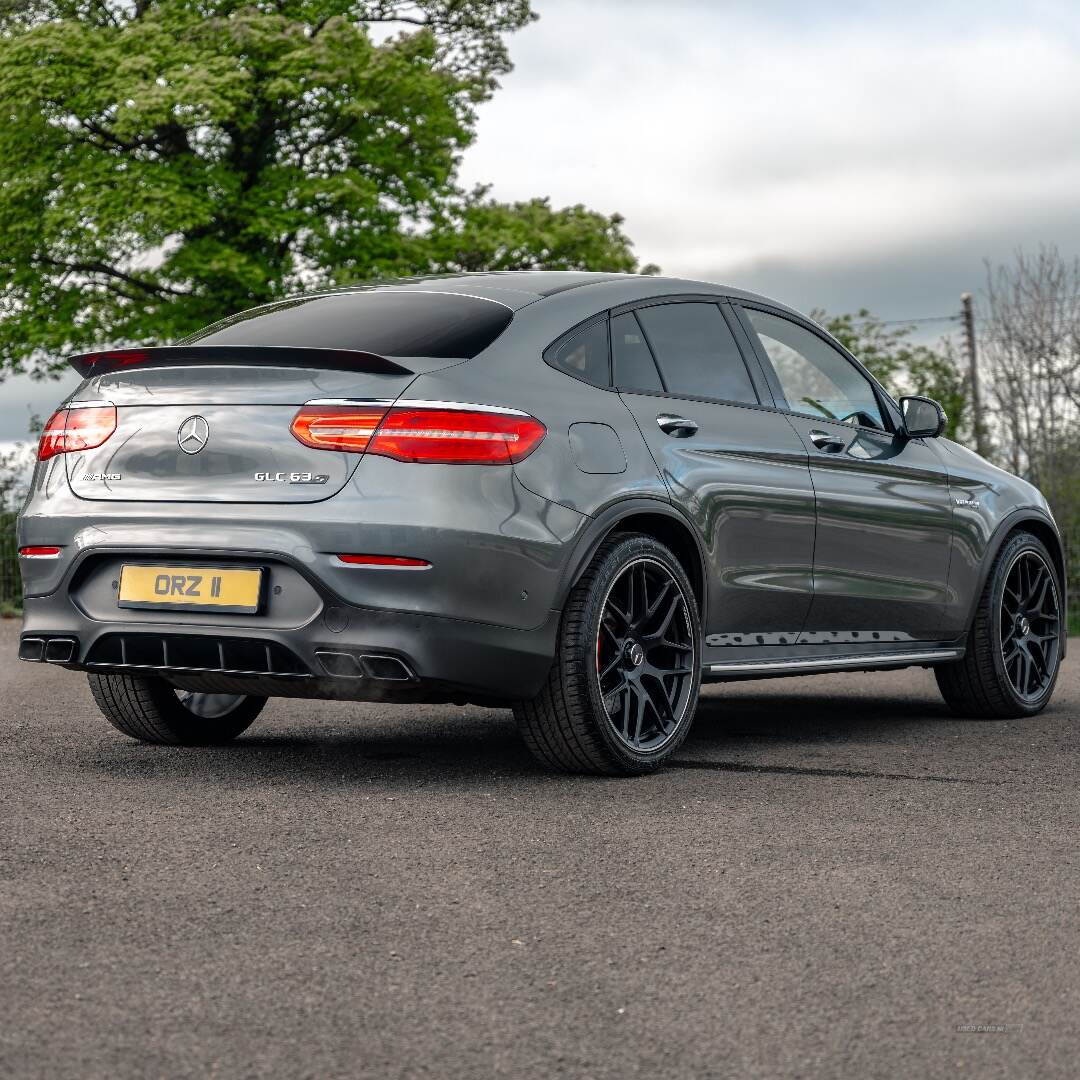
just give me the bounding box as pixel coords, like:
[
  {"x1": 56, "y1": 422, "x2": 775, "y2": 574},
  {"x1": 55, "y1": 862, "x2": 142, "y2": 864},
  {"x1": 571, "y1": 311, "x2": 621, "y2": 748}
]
[{"x1": 74, "y1": 685, "x2": 974, "y2": 789}]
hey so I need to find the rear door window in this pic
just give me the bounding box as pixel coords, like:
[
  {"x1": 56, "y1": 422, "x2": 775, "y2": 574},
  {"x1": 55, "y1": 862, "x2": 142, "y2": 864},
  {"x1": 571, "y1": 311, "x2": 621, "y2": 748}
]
[
  {"x1": 634, "y1": 302, "x2": 759, "y2": 404},
  {"x1": 611, "y1": 312, "x2": 664, "y2": 393}
]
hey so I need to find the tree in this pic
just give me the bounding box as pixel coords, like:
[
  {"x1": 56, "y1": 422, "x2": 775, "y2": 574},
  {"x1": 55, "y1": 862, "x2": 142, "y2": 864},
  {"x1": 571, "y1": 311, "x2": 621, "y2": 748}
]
[
  {"x1": 421, "y1": 190, "x2": 660, "y2": 275},
  {"x1": 981, "y1": 246, "x2": 1080, "y2": 481},
  {"x1": 981, "y1": 246, "x2": 1080, "y2": 622},
  {"x1": 0, "y1": 1, "x2": 653, "y2": 377},
  {"x1": 811, "y1": 308, "x2": 968, "y2": 440}
]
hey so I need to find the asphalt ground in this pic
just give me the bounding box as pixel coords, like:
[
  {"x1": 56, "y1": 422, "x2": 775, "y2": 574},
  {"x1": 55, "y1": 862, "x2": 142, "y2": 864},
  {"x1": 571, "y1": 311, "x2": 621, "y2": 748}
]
[{"x1": 2, "y1": 617, "x2": 1078, "y2": 1079}]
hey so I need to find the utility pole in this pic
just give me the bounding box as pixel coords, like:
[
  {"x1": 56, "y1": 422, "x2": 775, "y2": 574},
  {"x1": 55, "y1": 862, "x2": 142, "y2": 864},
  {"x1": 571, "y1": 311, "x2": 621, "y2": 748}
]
[{"x1": 961, "y1": 292, "x2": 988, "y2": 457}]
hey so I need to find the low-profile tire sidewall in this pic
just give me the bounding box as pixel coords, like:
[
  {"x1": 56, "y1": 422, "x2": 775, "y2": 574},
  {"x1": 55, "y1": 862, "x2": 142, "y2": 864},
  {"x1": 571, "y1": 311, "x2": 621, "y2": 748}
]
[
  {"x1": 578, "y1": 537, "x2": 702, "y2": 772},
  {"x1": 89, "y1": 671, "x2": 265, "y2": 745},
  {"x1": 985, "y1": 534, "x2": 1063, "y2": 715}
]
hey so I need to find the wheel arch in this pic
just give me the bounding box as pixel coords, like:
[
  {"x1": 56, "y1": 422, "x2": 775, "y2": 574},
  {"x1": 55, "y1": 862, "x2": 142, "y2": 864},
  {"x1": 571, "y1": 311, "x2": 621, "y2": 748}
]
[
  {"x1": 967, "y1": 509, "x2": 1067, "y2": 657},
  {"x1": 555, "y1": 498, "x2": 708, "y2": 625}
]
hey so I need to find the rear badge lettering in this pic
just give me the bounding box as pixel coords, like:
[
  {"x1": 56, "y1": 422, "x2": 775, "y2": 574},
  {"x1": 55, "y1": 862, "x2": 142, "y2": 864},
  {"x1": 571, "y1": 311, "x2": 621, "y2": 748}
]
[
  {"x1": 83, "y1": 473, "x2": 121, "y2": 482},
  {"x1": 254, "y1": 471, "x2": 330, "y2": 485}
]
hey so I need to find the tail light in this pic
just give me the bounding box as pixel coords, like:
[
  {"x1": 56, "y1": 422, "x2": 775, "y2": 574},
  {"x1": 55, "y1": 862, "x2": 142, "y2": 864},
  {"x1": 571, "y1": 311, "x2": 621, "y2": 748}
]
[
  {"x1": 290, "y1": 405, "x2": 389, "y2": 453},
  {"x1": 291, "y1": 402, "x2": 546, "y2": 464},
  {"x1": 38, "y1": 405, "x2": 117, "y2": 461}
]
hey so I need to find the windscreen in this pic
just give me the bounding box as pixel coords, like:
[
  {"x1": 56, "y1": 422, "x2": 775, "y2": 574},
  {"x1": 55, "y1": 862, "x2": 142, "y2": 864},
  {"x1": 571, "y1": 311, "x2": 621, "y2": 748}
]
[{"x1": 184, "y1": 291, "x2": 513, "y2": 358}]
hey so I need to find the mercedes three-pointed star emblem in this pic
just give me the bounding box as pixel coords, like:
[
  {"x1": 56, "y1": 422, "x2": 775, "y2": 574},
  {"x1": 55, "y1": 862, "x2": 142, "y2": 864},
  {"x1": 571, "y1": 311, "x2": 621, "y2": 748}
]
[{"x1": 177, "y1": 415, "x2": 210, "y2": 455}]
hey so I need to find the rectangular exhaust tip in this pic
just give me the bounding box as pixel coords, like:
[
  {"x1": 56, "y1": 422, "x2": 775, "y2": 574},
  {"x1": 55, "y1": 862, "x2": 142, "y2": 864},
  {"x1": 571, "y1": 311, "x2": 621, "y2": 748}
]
[
  {"x1": 44, "y1": 638, "x2": 77, "y2": 663},
  {"x1": 19, "y1": 637, "x2": 45, "y2": 662}
]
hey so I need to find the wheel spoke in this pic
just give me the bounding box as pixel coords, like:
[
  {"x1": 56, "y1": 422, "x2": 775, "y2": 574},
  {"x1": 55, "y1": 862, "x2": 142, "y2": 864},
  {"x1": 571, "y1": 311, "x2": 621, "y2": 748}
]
[
  {"x1": 636, "y1": 564, "x2": 650, "y2": 623},
  {"x1": 1003, "y1": 582, "x2": 1022, "y2": 610},
  {"x1": 1018, "y1": 650, "x2": 1032, "y2": 694},
  {"x1": 627, "y1": 683, "x2": 647, "y2": 743},
  {"x1": 624, "y1": 568, "x2": 637, "y2": 624},
  {"x1": 642, "y1": 579, "x2": 673, "y2": 629},
  {"x1": 616, "y1": 684, "x2": 632, "y2": 735},
  {"x1": 642, "y1": 676, "x2": 677, "y2": 734},
  {"x1": 599, "y1": 653, "x2": 623, "y2": 684},
  {"x1": 1029, "y1": 641, "x2": 1048, "y2": 680},
  {"x1": 643, "y1": 593, "x2": 682, "y2": 645},
  {"x1": 1031, "y1": 572, "x2": 1051, "y2": 615},
  {"x1": 606, "y1": 600, "x2": 631, "y2": 633}
]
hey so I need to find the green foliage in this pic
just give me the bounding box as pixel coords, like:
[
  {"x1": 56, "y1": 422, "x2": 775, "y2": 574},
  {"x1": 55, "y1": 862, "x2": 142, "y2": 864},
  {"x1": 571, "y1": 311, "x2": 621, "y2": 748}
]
[
  {"x1": 0, "y1": 1, "x2": 652, "y2": 376},
  {"x1": 1033, "y1": 434, "x2": 1080, "y2": 635},
  {"x1": 812, "y1": 308, "x2": 968, "y2": 441},
  {"x1": 421, "y1": 190, "x2": 660, "y2": 275},
  {"x1": 0, "y1": 445, "x2": 32, "y2": 512},
  {"x1": 0, "y1": 509, "x2": 20, "y2": 613}
]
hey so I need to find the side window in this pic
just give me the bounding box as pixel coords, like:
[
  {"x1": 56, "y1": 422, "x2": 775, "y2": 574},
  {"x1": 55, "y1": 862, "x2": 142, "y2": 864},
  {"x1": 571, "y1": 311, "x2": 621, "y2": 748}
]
[
  {"x1": 744, "y1": 309, "x2": 885, "y2": 430},
  {"x1": 611, "y1": 311, "x2": 664, "y2": 393},
  {"x1": 545, "y1": 318, "x2": 610, "y2": 387},
  {"x1": 634, "y1": 302, "x2": 759, "y2": 404}
]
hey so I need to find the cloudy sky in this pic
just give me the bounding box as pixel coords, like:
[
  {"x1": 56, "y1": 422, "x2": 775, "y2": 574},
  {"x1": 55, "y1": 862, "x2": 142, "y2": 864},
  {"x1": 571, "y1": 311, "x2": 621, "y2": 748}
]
[{"x1": 4, "y1": 0, "x2": 1080, "y2": 445}]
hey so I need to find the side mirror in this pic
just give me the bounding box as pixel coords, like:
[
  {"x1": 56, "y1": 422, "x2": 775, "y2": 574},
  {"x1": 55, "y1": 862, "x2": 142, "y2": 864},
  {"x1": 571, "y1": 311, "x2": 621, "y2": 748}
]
[{"x1": 901, "y1": 396, "x2": 947, "y2": 439}]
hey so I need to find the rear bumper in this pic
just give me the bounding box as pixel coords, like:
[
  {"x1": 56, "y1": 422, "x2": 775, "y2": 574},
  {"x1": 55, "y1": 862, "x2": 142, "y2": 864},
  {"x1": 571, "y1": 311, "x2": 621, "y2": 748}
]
[
  {"x1": 19, "y1": 591, "x2": 561, "y2": 704},
  {"x1": 15, "y1": 459, "x2": 587, "y2": 702}
]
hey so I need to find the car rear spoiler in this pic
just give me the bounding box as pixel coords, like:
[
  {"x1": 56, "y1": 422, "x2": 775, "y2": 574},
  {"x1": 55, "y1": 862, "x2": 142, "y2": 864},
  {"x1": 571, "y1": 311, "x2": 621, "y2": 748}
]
[{"x1": 67, "y1": 345, "x2": 413, "y2": 378}]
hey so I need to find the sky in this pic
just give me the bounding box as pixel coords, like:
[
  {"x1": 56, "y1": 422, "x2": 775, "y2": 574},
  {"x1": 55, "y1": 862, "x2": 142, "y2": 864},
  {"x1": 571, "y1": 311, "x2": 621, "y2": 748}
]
[{"x1": 4, "y1": 0, "x2": 1080, "y2": 446}]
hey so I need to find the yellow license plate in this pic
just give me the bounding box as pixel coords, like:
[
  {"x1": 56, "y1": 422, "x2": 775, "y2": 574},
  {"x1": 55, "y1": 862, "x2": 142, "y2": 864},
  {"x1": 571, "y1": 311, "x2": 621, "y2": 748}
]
[{"x1": 118, "y1": 565, "x2": 264, "y2": 614}]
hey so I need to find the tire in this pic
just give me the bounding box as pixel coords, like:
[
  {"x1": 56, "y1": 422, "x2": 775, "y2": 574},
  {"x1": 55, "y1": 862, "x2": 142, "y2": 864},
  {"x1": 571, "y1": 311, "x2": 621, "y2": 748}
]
[
  {"x1": 88, "y1": 672, "x2": 265, "y2": 745},
  {"x1": 514, "y1": 533, "x2": 702, "y2": 775},
  {"x1": 936, "y1": 530, "x2": 1064, "y2": 719}
]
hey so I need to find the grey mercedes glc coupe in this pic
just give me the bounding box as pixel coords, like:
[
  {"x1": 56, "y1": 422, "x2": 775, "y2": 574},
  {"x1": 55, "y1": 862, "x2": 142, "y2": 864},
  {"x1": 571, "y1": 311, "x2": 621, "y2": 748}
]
[{"x1": 17, "y1": 272, "x2": 1066, "y2": 774}]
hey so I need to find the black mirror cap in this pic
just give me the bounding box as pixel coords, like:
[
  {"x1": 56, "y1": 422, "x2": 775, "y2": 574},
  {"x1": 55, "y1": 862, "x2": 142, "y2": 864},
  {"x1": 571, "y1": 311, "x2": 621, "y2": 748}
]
[{"x1": 901, "y1": 395, "x2": 947, "y2": 439}]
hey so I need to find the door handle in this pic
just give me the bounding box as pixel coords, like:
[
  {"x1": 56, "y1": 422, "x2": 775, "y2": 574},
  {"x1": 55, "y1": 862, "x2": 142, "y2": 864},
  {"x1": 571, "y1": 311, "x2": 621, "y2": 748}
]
[
  {"x1": 809, "y1": 429, "x2": 847, "y2": 453},
  {"x1": 656, "y1": 414, "x2": 699, "y2": 438}
]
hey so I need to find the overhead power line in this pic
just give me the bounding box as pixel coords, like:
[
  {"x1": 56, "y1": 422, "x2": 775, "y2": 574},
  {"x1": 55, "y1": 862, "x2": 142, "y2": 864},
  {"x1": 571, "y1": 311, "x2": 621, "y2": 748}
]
[{"x1": 850, "y1": 313, "x2": 962, "y2": 327}]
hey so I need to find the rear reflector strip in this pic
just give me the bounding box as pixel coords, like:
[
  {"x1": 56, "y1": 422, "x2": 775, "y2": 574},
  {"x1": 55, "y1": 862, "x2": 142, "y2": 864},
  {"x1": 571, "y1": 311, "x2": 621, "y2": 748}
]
[
  {"x1": 336, "y1": 554, "x2": 431, "y2": 568},
  {"x1": 292, "y1": 402, "x2": 546, "y2": 464},
  {"x1": 19, "y1": 546, "x2": 62, "y2": 559}
]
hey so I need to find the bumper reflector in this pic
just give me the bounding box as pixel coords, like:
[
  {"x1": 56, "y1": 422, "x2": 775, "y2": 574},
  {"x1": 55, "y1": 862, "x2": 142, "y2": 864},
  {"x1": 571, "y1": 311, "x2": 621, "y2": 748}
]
[
  {"x1": 336, "y1": 554, "x2": 431, "y2": 568},
  {"x1": 18, "y1": 546, "x2": 62, "y2": 558}
]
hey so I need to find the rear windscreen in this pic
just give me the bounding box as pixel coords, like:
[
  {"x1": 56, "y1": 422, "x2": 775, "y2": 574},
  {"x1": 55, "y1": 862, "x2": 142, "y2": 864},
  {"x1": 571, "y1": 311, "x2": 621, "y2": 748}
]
[{"x1": 183, "y1": 291, "x2": 514, "y2": 358}]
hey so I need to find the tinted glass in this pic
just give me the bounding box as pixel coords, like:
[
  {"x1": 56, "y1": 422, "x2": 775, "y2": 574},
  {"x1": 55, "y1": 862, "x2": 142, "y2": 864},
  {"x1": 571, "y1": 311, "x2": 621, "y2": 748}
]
[
  {"x1": 611, "y1": 312, "x2": 664, "y2": 393},
  {"x1": 545, "y1": 319, "x2": 610, "y2": 387},
  {"x1": 185, "y1": 292, "x2": 513, "y2": 359},
  {"x1": 745, "y1": 309, "x2": 885, "y2": 429},
  {"x1": 635, "y1": 303, "x2": 758, "y2": 403}
]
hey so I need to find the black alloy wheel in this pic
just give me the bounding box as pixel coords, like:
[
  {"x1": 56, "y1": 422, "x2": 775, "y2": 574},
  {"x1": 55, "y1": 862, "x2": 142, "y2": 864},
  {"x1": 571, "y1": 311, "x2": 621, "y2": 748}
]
[
  {"x1": 936, "y1": 530, "x2": 1063, "y2": 719},
  {"x1": 514, "y1": 533, "x2": 702, "y2": 775},
  {"x1": 999, "y1": 549, "x2": 1061, "y2": 702},
  {"x1": 595, "y1": 556, "x2": 697, "y2": 752}
]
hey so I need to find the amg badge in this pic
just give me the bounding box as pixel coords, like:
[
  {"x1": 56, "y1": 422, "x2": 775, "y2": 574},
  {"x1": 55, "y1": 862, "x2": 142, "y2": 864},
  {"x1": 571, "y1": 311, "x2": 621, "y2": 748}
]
[{"x1": 83, "y1": 472, "x2": 121, "y2": 482}]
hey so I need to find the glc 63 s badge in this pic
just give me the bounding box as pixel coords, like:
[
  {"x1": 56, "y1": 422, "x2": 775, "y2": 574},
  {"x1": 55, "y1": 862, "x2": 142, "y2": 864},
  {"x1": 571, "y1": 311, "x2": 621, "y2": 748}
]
[{"x1": 254, "y1": 471, "x2": 330, "y2": 485}]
